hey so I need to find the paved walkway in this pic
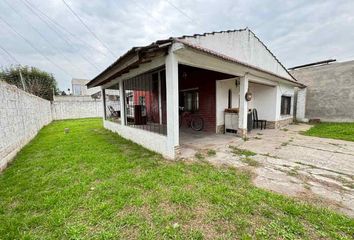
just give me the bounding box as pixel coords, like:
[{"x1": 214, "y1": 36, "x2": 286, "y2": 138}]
[{"x1": 179, "y1": 124, "x2": 354, "y2": 217}]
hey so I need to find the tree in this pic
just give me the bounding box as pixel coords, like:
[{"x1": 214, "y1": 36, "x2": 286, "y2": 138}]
[{"x1": 0, "y1": 65, "x2": 59, "y2": 100}]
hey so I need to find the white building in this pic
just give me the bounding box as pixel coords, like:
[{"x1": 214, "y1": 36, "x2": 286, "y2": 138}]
[
  {"x1": 72, "y1": 78, "x2": 100, "y2": 96},
  {"x1": 87, "y1": 28, "x2": 304, "y2": 159}
]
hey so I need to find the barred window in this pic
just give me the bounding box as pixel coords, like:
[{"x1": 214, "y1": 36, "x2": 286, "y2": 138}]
[{"x1": 123, "y1": 68, "x2": 167, "y2": 135}]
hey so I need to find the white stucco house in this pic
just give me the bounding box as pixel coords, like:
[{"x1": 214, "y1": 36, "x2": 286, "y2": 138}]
[{"x1": 87, "y1": 28, "x2": 304, "y2": 159}]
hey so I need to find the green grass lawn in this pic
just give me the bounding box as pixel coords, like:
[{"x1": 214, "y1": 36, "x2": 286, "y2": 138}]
[
  {"x1": 0, "y1": 118, "x2": 353, "y2": 239},
  {"x1": 304, "y1": 122, "x2": 354, "y2": 142}
]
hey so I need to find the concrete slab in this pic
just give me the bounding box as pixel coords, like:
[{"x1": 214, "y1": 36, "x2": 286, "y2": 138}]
[{"x1": 179, "y1": 124, "x2": 354, "y2": 217}]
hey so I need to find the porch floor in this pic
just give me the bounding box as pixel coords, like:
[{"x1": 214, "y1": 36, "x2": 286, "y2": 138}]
[{"x1": 178, "y1": 125, "x2": 354, "y2": 217}]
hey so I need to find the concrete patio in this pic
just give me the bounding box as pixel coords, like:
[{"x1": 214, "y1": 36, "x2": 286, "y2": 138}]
[{"x1": 179, "y1": 124, "x2": 354, "y2": 217}]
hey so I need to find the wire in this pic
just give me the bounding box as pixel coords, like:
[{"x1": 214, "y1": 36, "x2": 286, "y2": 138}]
[
  {"x1": 19, "y1": 0, "x2": 101, "y2": 71},
  {"x1": 61, "y1": 0, "x2": 116, "y2": 58},
  {"x1": 2, "y1": 0, "x2": 90, "y2": 78},
  {"x1": 21, "y1": 0, "x2": 110, "y2": 58},
  {"x1": 0, "y1": 44, "x2": 20, "y2": 65},
  {"x1": 164, "y1": 0, "x2": 198, "y2": 25},
  {"x1": 130, "y1": 0, "x2": 179, "y2": 37},
  {"x1": 0, "y1": 15, "x2": 72, "y2": 77}
]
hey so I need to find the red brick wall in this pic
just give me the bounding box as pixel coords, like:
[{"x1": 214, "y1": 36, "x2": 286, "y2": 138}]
[{"x1": 179, "y1": 65, "x2": 233, "y2": 132}]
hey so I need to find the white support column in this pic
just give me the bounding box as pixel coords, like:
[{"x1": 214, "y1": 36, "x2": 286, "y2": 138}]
[
  {"x1": 165, "y1": 50, "x2": 179, "y2": 159},
  {"x1": 238, "y1": 74, "x2": 249, "y2": 138},
  {"x1": 101, "y1": 88, "x2": 106, "y2": 120},
  {"x1": 119, "y1": 80, "x2": 125, "y2": 126}
]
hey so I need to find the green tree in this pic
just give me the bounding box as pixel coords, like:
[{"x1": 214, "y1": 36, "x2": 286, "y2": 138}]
[{"x1": 0, "y1": 65, "x2": 59, "y2": 100}]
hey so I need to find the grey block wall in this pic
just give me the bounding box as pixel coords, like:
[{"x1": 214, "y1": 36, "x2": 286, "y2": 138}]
[
  {"x1": 291, "y1": 60, "x2": 354, "y2": 122},
  {"x1": 51, "y1": 96, "x2": 102, "y2": 120},
  {"x1": 0, "y1": 81, "x2": 52, "y2": 170},
  {"x1": 0, "y1": 82, "x2": 106, "y2": 171}
]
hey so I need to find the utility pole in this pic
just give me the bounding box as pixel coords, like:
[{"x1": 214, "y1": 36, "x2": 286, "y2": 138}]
[{"x1": 19, "y1": 69, "x2": 26, "y2": 91}]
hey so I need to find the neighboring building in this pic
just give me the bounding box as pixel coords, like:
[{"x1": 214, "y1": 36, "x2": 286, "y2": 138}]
[
  {"x1": 87, "y1": 28, "x2": 303, "y2": 158},
  {"x1": 291, "y1": 60, "x2": 354, "y2": 122},
  {"x1": 72, "y1": 78, "x2": 100, "y2": 96}
]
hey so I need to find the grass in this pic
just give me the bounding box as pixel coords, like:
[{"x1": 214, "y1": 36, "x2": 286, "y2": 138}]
[
  {"x1": 0, "y1": 118, "x2": 353, "y2": 239},
  {"x1": 229, "y1": 146, "x2": 257, "y2": 157},
  {"x1": 240, "y1": 157, "x2": 261, "y2": 167},
  {"x1": 304, "y1": 122, "x2": 354, "y2": 142},
  {"x1": 207, "y1": 149, "x2": 216, "y2": 156}
]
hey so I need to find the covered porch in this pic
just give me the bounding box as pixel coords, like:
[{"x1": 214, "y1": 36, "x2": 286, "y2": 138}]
[{"x1": 94, "y1": 41, "x2": 297, "y2": 159}]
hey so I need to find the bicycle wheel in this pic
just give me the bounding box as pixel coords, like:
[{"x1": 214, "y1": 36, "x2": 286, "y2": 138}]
[{"x1": 191, "y1": 116, "x2": 204, "y2": 131}]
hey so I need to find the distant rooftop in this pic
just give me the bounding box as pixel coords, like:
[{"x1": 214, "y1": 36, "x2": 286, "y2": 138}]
[
  {"x1": 289, "y1": 59, "x2": 336, "y2": 70},
  {"x1": 72, "y1": 78, "x2": 90, "y2": 85}
]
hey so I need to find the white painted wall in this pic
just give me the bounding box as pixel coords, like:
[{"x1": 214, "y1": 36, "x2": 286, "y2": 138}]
[
  {"x1": 104, "y1": 120, "x2": 170, "y2": 158},
  {"x1": 276, "y1": 82, "x2": 295, "y2": 121},
  {"x1": 216, "y1": 78, "x2": 279, "y2": 126},
  {"x1": 216, "y1": 78, "x2": 240, "y2": 126},
  {"x1": 295, "y1": 87, "x2": 308, "y2": 122},
  {"x1": 248, "y1": 82, "x2": 277, "y2": 121},
  {"x1": 0, "y1": 81, "x2": 52, "y2": 171},
  {"x1": 181, "y1": 29, "x2": 292, "y2": 80}
]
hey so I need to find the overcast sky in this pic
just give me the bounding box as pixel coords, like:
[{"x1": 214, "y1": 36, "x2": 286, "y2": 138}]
[{"x1": 1, "y1": 0, "x2": 353, "y2": 90}]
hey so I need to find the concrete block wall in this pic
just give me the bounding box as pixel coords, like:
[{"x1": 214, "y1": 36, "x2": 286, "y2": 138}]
[
  {"x1": 51, "y1": 96, "x2": 101, "y2": 120},
  {"x1": 0, "y1": 82, "x2": 107, "y2": 171},
  {"x1": 291, "y1": 60, "x2": 354, "y2": 122},
  {"x1": 0, "y1": 81, "x2": 52, "y2": 171}
]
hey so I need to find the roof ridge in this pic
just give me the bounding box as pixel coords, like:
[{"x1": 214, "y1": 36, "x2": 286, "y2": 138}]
[
  {"x1": 176, "y1": 28, "x2": 296, "y2": 81},
  {"x1": 247, "y1": 29, "x2": 296, "y2": 81},
  {"x1": 177, "y1": 28, "x2": 248, "y2": 39}
]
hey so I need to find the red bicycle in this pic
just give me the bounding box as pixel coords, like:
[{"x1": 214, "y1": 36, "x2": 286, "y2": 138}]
[{"x1": 179, "y1": 107, "x2": 204, "y2": 131}]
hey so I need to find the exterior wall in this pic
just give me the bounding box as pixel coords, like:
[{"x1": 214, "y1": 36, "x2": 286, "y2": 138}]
[
  {"x1": 72, "y1": 79, "x2": 100, "y2": 96},
  {"x1": 179, "y1": 65, "x2": 233, "y2": 132},
  {"x1": 104, "y1": 119, "x2": 171, "y2": 158},
  {"x1": 0, "y1": 81, "x2": 52, "y2": 171},
  {"x1": 51, "y1": 96, "x2": 102, "y2": 120},
  {"x1": 249, "y1": 82, "x2": 277, "y2": 121},
  {"x1": 291, "y1": 61, "x2": 354, "y2": 122},
  {"x1": 216, "y1": 78, "x2": 239, "y2": 132},
  {"x1": 216, "y1": 79, "x2": 279, "y2": 131},
  {"x1": 267, "y1": 117, "x2": 294, "y2": 129},
  {"x1": 181, "y1": 29, "x2": 293, "y2": 80},
  {"x1": 276, "y1": 82, "x2": 295, "y2": 121},
  {"x1": 295, "y1": 87, "x2": 308, "y2": 122}
]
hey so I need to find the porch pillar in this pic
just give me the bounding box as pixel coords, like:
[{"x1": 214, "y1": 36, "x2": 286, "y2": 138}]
[
  {"x1": 101, "y1": 88, "x2": 106, "y2": 120},
  {"x1": 238, "y1": 74, "x2": 249, "y2": 138},
  {"x1": 165, "y1": 50, "x2": 179, "y2": 159},
  {"x1": 119, "y1": 80, "x2": 125, "y2": 125}
]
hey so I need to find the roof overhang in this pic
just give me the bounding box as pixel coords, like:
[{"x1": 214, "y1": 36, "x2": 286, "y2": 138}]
[
  {"x1": 174, "y1": 39, "x2": 306, "y2": 88},
  {"x1": 88, "y1": 36, "x2": 306, "y2": 89},
  {"x1": 87, "y1": 40, "x2": 172, "y2": 88}
]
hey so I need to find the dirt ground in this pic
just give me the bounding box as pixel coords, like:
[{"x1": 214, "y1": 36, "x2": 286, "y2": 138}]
[{"x1": 179, "y1": 124, "x2": 354, "y2": 217}]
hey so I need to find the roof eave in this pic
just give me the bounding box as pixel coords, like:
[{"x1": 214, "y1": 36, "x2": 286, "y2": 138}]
[
  {"x1": 174, "y1": 39, "x2": 304, "y2": 87},
  {"x1": 87, "y1": 40, "x2": 173, "y2": 88}
]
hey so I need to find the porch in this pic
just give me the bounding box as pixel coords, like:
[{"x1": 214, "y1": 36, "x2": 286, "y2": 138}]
[{"x1": 98, "y1": 42, "x2": 298, "y2": 159}]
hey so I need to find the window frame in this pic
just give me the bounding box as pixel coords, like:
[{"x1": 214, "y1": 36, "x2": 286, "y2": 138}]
[
  {"x1": 280, "y1": 95, "x2": 292, "y2": 115},
  {"x1": 180, "y1": 89, "x2": 199, "y2": 113}
]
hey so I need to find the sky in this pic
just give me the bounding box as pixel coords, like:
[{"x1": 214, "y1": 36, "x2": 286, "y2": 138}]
[{"x1": 0, "y1": 0, "x2": 354, "y2": 91}]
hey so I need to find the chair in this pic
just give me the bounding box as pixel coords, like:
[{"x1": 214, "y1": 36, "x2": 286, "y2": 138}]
[
  {"x1": 252, "y1": 109, "x2": 267, "y2": 130},
  {"x1": 108, "y1": 106, "x2": 120, "y2": 118}
]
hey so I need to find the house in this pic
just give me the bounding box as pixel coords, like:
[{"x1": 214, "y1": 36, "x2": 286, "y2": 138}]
[
  {"x1": 87, "y1": 28, "x2": 303, "y2": 158},
  {"x1": 72, "y1": 78, "x2": 100, "y2": 96},
  {"x1": 291, "y1": 59, "x2": 354, "y2": 122}
]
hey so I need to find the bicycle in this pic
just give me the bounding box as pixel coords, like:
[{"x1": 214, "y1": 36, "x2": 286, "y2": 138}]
[{"x1": 179, "y1": 107, "x2": 204, "y2": 131}]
